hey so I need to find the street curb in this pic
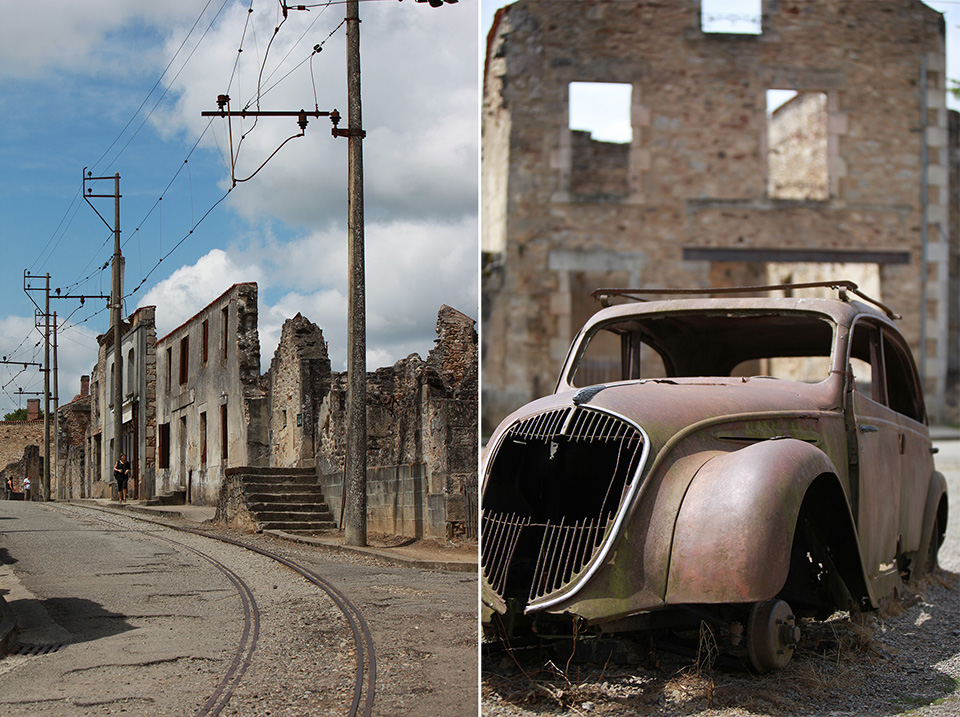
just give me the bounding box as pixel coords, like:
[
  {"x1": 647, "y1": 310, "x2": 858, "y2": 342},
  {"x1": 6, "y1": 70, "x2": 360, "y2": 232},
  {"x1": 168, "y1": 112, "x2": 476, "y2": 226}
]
[
  {"x1": 264, "y1": 529, "x2": 478, "y2": 573},
  {"x1": 0, "y1": 593, "x2": 18, "y2": 657}
]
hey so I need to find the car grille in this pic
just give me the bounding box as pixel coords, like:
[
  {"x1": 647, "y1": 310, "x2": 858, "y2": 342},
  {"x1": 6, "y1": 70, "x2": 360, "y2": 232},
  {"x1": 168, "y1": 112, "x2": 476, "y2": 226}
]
[{"x1": 482, "y1": 407, "x2": 645, "y2": 606}]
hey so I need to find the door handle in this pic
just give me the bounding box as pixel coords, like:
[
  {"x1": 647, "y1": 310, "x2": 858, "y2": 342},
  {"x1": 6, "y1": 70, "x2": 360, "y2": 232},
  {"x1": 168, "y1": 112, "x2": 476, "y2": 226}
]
[{"x1": 859, "y1": 424, "x2": 879, "y2": 433}]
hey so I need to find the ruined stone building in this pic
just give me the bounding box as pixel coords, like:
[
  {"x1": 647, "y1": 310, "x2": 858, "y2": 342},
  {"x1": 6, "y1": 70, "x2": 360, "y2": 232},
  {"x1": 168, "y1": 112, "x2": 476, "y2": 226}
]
[
  {"x1": 315, "y1": 305, "x2": 479, "y2": 539},
  {"x1": 154, "y1": 283, "x2": 268, "y2": 506},
  {"x1": 266, "y1": 314, "x2": 331, "y2": 469},
  {"x1": 0, "y1": 399, "x2": 45, "y2": 496},
  {"x1": 66, "y1": 277, "x2": 477, "y2": 539},
  {"x1": 482, "y1": 0, "x2": 958, "y2": 430},
  {"x1": 55, "y1": 377, "x2": 92, "y2": 500},
  {"x1": 86, "y1": 306, "x2": 158, "y2": 500}
]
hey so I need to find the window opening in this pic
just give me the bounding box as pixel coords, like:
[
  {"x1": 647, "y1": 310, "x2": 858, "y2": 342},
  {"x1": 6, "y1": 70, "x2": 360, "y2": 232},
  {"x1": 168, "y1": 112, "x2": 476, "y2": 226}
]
[
  {"x1": 179, "y1": 336, "x2": 189, "y2": 385},
  {"x1": 222, "y1": 307, "x2": 229, "y2": 359},
  {"x1": 158, "y1": 423, "x2": 170, "y2": 469},
  {"x1": 568, "y1": 82, "x2": 632, "y2": 199},
  {"x1": 202, "y1": 320, "x2": 209, "y2": 364},
  {"x1": 200, "y1": 412, "x2": 207, "y2": 465},
  {"x1": 221, "y1": 403, "x2": 228, "y2": 462},
  {"x1": 165, "y1": 347, "x2": 172, "y2": 393},
  {"x1": 701, "y1": 0, "x2": 761, "y2": 35},
  {"x1": 767, "y1": 90, "x2": 828, "y2": 200},
  {"x1": 127, "y1": 348, "x2": 135, "y2": 396}
]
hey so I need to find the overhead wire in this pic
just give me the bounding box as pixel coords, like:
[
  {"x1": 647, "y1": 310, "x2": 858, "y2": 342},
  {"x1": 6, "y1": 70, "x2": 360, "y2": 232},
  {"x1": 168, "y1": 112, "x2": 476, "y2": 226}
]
[{"x1": 28, "y1": 0, "x2": 220, "y2": 277}]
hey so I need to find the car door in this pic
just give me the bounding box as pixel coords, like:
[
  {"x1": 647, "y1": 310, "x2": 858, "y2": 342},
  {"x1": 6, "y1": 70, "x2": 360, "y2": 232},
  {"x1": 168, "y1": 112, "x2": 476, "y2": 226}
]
[
  {"x1": 848, "y1": 320, "x2": 901, "y2": 580},
  {"x1": 880, "y1": 329, "x2": 933, "y2": 555}
]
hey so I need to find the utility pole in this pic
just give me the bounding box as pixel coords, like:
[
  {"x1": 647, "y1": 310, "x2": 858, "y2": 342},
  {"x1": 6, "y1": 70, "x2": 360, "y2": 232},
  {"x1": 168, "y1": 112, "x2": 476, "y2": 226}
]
[
  {"x1": 112, "y1": 174, "x2": 122, "y2": 479},
  {"x1": 43, "y1": 277, "x2": 50, "y2": 501},
  {"x1": 52, "y1": 312, "x2": 59, "y2": 500},
  {"x1": 84, "y1": 170, "x2": 123, "y2": 481},
  {"x1": 201, "y1": 0, "x2": 454, "y2": 546},
  {"x1": 343, "y1": 0, "x2": 367, "y2": 547}
]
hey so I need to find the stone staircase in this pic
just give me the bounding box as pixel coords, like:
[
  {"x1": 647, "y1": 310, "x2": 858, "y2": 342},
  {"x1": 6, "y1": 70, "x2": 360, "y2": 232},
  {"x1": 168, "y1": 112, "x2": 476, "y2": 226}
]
[{"x1": 226, "y1": 466, "x2": 337, "y2": 534}]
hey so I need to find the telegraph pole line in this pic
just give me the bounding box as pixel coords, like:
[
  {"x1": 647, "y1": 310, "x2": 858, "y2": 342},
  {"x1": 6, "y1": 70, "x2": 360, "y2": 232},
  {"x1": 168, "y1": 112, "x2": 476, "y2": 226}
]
[
  {"x1": 52, "y1": 312, "x2": 59, "y2": 500},
  {"x1": 44, "y1": 290, "x2": 50, "y2": 500},
  {"x1": 23, "y1": 272, "x2": 52, "y2": 501},
  {"x1": 84, "y1": 170, "x2": 123, "y2": 483}
]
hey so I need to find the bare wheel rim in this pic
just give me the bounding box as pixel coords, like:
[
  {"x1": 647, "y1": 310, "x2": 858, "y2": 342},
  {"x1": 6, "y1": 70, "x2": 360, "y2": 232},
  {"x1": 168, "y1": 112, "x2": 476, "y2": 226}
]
[{"x1": 746, "y1": 599, "x2": 799, "y2": 673}]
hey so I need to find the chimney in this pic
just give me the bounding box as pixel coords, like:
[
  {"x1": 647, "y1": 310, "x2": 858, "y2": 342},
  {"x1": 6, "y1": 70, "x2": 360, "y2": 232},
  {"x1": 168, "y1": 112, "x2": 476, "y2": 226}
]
[
  {"x1": 80, "y1": 375, "x2": 90, "y2": 398},
  {"x1": 26, "y1": 399, "x2": 40, "y2": 421}
]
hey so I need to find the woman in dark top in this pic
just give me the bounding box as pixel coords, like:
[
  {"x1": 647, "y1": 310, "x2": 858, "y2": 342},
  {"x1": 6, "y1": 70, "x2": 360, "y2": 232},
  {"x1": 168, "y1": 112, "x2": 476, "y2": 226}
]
[{"x1": 113, "y1": 453, "x2": 131, "y2": 503}]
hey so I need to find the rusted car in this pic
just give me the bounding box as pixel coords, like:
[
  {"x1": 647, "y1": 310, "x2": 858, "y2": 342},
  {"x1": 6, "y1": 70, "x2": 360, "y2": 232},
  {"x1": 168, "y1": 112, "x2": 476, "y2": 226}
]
[{"x1": 481, "y1": 282, "x2": 948, "y2": 672}]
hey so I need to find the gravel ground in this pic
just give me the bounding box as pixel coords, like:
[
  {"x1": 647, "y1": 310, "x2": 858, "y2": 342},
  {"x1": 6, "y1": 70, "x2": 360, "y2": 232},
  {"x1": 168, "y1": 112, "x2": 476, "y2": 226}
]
[{"x1": 482, "y1": 439, "x2": 960, "y2": 717}]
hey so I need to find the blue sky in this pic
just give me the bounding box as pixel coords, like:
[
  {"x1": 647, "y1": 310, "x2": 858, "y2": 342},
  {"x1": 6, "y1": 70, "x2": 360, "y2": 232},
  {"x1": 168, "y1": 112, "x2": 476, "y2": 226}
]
[{"x1": 0, "y1": 0, "x2": 478, "y2": 416}]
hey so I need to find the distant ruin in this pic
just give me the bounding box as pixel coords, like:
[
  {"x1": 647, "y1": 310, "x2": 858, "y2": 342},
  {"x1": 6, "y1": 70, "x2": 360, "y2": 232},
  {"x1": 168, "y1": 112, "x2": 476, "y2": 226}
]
[{"x1": 55, "y1": 284, "x2": 477, "y2": 540}]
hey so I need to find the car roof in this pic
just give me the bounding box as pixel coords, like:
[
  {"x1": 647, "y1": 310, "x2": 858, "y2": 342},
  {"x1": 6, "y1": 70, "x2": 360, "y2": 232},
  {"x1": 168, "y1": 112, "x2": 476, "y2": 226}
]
[{"x1": 582, "y1": 295, "x2": 894, "y2": 331}]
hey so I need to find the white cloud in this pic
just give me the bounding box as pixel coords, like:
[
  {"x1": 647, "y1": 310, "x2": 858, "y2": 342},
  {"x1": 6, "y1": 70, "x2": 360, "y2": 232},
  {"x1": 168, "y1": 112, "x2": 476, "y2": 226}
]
[
  {"x1": 138, "y1": 248, "x2": 266, "y2": 338},
  {"x1": 0, "y1": 1, "x2": 206, "y2": 79}
]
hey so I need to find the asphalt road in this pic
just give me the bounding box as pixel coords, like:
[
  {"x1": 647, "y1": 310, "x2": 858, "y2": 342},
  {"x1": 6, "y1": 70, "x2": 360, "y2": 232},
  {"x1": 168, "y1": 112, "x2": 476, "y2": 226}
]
[{"x1": 0, "y1": 502, "x2": 478, "y2": 715}]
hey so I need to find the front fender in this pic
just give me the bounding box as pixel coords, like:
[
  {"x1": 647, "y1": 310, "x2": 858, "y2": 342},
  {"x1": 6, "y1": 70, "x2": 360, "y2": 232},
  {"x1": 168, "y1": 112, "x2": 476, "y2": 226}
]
[{"x1": 666, "y1": 439, "x2": 841, "y2": 604}]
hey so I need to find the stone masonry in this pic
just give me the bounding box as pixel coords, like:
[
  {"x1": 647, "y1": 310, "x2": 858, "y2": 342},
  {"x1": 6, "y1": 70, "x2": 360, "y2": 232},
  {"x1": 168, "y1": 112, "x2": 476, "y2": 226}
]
[
  {"x1": 316, "y1": 305, "x2": 479, "y2": 540},
  {"x1": 0, "y1": 420, "x2": 45, "y2": 495},
  {"x1": 482, "y1": 0, "x2": 955, "y2": 431},
  {"x1": 266, "y1": 314, "x2": 331, "y2": 468}
]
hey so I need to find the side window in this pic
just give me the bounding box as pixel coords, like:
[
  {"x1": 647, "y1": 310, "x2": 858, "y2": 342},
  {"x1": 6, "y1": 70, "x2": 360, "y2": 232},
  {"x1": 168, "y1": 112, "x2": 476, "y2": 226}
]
[
  {"x1": 572, "y1": 323, "x2": 667, "y2": 387},
  {"x1": 882, "y1": 331, "x2": 926, "y2": 424},
  {"x1": 848, "y1": 322, "x2": 884, "y2": 404}
]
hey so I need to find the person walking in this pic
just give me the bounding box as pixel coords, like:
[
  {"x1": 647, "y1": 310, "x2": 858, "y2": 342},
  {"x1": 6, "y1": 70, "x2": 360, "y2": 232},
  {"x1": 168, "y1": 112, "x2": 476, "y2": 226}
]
[
  {"x1": 22, "y1": 475, "x2": 31, "y2": 501},
  {"x1": 113, "y1": 453, "x2": 131, "y2": 503}
]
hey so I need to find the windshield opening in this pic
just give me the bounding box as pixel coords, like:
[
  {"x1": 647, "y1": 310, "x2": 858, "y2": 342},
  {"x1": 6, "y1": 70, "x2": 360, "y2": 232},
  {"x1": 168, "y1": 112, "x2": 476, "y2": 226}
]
[{"x1": 569, "y1": 311, "x2": 835, "y2": 387}]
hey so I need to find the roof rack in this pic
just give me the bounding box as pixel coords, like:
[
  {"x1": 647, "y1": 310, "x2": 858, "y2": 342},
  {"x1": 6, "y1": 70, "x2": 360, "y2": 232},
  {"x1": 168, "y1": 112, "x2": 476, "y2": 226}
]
[{"x1": 591, "y1": 281, "x2": 901, "y2": 320}]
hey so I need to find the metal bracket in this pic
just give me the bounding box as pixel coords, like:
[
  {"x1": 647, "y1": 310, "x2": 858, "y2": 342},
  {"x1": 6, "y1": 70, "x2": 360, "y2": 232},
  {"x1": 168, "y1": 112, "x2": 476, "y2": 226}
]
[{"x1": 332, "y1": 128, "x2": 366, "y2": 139}]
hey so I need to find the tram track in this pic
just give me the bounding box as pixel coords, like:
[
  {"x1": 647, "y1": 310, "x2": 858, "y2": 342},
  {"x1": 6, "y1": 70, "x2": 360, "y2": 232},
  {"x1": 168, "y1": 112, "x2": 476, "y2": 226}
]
[{"x1": 65, "y1": 503, "x2": 376, "y2": 717}]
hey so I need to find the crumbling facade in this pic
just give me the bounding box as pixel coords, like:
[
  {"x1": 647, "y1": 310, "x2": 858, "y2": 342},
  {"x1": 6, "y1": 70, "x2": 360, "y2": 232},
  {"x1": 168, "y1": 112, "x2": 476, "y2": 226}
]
[
  {"x1": 0, "y1": 400, "x2": 45, "y2": 497},
  {"x1": 154, "y1": 283, "x2": 268, "y2": 506},
  {"x1": 266, "y1": 314, "x2": 331, "y2": 468},
  {"x1": 315, "y1": 306, "x2": 479, "y2": 540},
  {"x1": 56, "y1": 376, "x2": 92, "y2": 500},
  {"x1": 482, "y1": 0, "x2": 956, "y2": 430},
  {"x1": 87, "y1": 306, "x2": 158, "y2": 500}
]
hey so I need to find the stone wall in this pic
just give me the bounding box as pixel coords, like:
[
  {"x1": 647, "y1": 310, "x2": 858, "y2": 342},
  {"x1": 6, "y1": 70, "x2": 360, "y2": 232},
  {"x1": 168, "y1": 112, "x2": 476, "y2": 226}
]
[
  {"x1": 56, "y1": 389, "x2": 91, "y2": 500},
  {"x1": 317, "y1": 305, "x2": 478, "y2": 540},
  {"x1": 481, "y1": 0, "x2": 954, "y2": 430},
  {"x1": 267, "y1": 314, "x2": 331, "y2": 468},
  {"x1": 0, "y1": 424, "x2": 44, "y2": 495},
  {"x1": 0, "y1": 421, "x2": 44, "y2": 476}
]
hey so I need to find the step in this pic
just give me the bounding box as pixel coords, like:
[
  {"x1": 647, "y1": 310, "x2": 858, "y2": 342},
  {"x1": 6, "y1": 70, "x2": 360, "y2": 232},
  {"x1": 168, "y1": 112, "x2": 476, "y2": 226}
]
[
  {"x1": 252, "y1": 510, "x2": 334, "y2": 523},
  {"x1": 259, "y1": 520, "x2": 338, "y2": 532},
  {"x1": 246, "y1": 502, "x2": 331, "y2": 514},
  {"x1": 226, "y1": 466, "x2": 317, "y2": 479},
  {"x1": 148, "y1": 491, "x2": 186, "y2": 506},
  {"x1": 240, "y1": 481, "x2": 322, "y2": 493},
  {"x1": 242, "y1": 492, "x2": 326, "y2": 504}
]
